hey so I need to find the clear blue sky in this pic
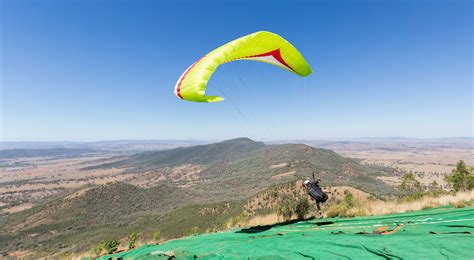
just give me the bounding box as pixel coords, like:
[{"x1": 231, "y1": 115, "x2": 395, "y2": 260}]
[{"x1": 1, "y1": 0, "x2": 472, "y2": 141}]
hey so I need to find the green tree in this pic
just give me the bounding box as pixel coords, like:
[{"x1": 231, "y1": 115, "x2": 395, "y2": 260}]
[
  {"x1": 294, "y1": 197, "x2": 310, "y2": 220},
  {"x1": 445, "y1": 160, "x2": 474, "y2": 192},
  {"x1": 104, "y1": 238, "x2": 120, "y2": 254},
  {"x1": 399, "y1": 172, "x2": 423, "y2": 199},
  {"x1": 128, "y1": 232, "x2": 138, "y2": 250}
]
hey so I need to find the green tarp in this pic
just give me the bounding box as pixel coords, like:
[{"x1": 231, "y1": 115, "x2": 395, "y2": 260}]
[{"x1": 98, "y1": 206, "x2": 474, "y2": 259}]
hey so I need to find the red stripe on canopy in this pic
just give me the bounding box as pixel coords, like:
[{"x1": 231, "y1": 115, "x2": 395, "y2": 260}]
[
  {"x1": 240, "y1": 49, "x2": 296, "y2": 72},
  {"x1": 176, "y1": 56, "x2": 205, "y2": 99}
]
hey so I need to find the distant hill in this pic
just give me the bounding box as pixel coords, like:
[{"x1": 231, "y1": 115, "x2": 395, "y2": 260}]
[
  {"x1": 89, "y1": 138, "x2": 394, "y2": 196},
  {"x1": 0, "y1": 148, "x2": 102, "y2": 159},
  {"x1": 0, "y1": 140, "x2": 205, "y2": 152},
  {"x1": 87, "y1": 137, "x2": 264, "y2": 170}
]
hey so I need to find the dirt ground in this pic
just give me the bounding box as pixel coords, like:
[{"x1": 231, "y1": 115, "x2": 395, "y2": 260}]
[
  {"x1": 326, "y1": 143, "x2": 473, "y2": 187},
  {"x1": 0, "y1": 156, "x2": 129, "y2": 214},
  {"x1": 0, "y1": 156, "x2": 207, "y2": 214}
]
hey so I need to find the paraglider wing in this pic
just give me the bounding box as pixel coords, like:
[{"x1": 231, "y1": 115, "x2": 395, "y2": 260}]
[{"x1": 174, "y1": 31, "x2": 312, "y2": 102}]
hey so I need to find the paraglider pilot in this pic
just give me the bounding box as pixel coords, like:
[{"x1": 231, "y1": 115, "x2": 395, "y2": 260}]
[{"x1": 303, "y1": 173, "x2": 328, "y2": 218}]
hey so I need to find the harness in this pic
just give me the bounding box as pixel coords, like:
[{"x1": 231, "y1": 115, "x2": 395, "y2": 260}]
[{"x1": 304, "y1": 182, "x2": 328, "y2": 203}]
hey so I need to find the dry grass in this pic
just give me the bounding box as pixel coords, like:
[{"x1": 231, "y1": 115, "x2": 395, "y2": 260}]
[
  {"x1": 269, "y1": 163, "x2": 288, "y2": 169},
  {"x1": 244, "y1": 213, "x2": 280, "y2": 227},
  {"x1": 271, "y1": 171, "x2": 296, "y2": 180},
  {"x1": 244, "y1": 190, "x2": 474, "y2": 226},
  {"x1": 6, "y1": 250, "x2": 32, "y2": 257},
  {"x1": 326, "y1": 186, "x2": 371, "y2": 201},
  {"x1": 363, "y1": 190, "x2": 474, "y2": 216},
  {"x1": 4, "y1": 202, "x2": 34, "y2": 214}
]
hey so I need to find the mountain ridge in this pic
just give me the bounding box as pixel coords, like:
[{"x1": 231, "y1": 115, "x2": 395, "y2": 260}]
[{"x1": 86, "y1": 138, "x2": 265, "y2": 170}]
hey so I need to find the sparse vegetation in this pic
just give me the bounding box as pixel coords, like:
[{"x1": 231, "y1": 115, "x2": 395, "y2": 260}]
[
  {"x1": 152, "y1": 230, "x2": 161, "y2": 243},
  {"x1": 91, "y1": 243, "x2": 103, "y2": 256},
  {"x1": 325, "y1": 204, "x2": 348, "y2": 218},
  {"x1": 128, "y1": 232, "x2": 137, "y2": 250},
  {"x1": 228, "y1": 211, "x2": 249, "y2": 227},
  {"x1": 399, "y1": 172, "x2": 423, "y2": 200},
  {"x1": 428, "y1": 181, "x2": 444, "y2": 196},
  {"x1": 294, "y1": 197, "x2": 310, "y2": 220},
  {"x1": 325, "y1": 190, "x2": 363, "y2": 218},
  {"x1": 277, "y1": 196, "x2": 294, "y2": 221},
  {"x1": 187, "y1": 227, "x2": 200, "y2": 236},
  {"x1": 275, "y1": 191, "x2": 313, "y2": 220},
  {"x1": 343, "y1": 190, "x2": 354, "y2": 208},
  {"x1": 103, "y1": 239, "x2": 120, "y2": 254}
]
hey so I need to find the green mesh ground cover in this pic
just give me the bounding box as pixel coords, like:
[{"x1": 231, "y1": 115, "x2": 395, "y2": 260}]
[{"x1": 98, "y1": 206, "x2": 474, "y2": 259}]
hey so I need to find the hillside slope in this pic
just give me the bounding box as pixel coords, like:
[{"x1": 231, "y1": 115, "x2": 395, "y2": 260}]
[
  {"x1": 0, "y1": 183, "x2": 201, "y2": 254},
  {"x1": 1, "y1": 138, "x2": 396, "y2": 256}
]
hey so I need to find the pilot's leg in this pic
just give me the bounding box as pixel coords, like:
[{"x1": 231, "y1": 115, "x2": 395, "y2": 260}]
[{"x1": 316, "y1": 202, "x2": 323, "y2": 218}]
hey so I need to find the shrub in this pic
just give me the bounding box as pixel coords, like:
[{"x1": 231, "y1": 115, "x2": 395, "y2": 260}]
[
  {"x1": 104, "y1": 238, "x2": 120, "y2": 254},
  {"x1": 228, "y1": 211, "x2": 249, "y2": 227},
  {"x1": 325, "y1": 204, "x2": 348, "y2": 218},
  {"x1": 91, "y1": 243, "x2": 104, "y2": 256},
  {"x1": 187, "y1": 227, "x2": 199, "y2": 236},
  {"x1": 428, "y1": 181, "x2": 444, "y2": 196},
  {"x1": 367, "y1": 194, "x2": 378, "y2": 201},
  {"x1": 294, "y1": 197, "x2": 310, "y2": 220},
  {"x1": 128, "y1": 232, "x2": 137, "y2": 250},
  {"x1": 453, "y1": 201, "x2": 466, "y2": 208},
  {"x1": 348, "y1": 205, "x2": 366, "y2": 217},
  {"x1": 152, "y1": 230, "x2": 161, "y2": 243},
  {"x1": 324, "y1": 190, "x2": 367, "y2": 218}
]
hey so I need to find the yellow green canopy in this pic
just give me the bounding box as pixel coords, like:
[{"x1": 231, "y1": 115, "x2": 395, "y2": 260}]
[{"x1": 174, "y1": 31, "x2": 312, "y2": 102}]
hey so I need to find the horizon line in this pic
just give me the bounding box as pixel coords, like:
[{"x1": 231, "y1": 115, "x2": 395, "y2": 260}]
[{"x1": 1, "y1": 136, "x2": 473, "y2": 143}]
